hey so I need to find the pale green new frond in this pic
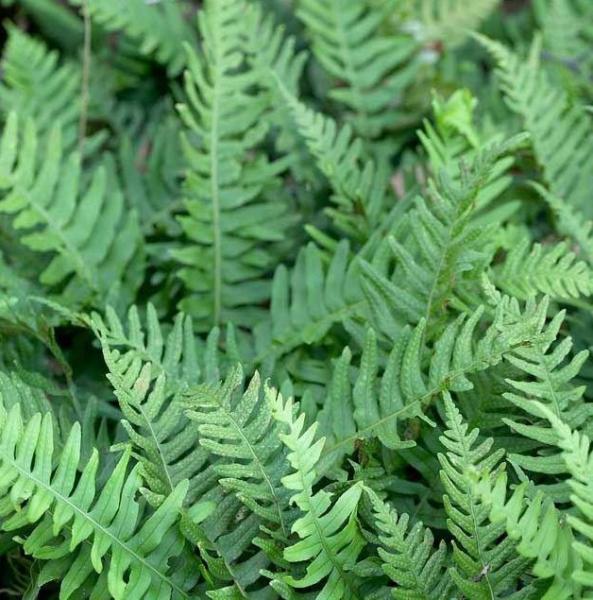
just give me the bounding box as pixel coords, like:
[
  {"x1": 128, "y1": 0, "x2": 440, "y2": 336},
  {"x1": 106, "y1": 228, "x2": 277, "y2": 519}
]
[
  {"x1": 479, "y1": 35, "x2": 593, "y2": 217},
  {"x1": 272, "y1": 394, "x2": 366, "y2": 599},
  {"x1": 370, "y1": 491, "x2": 452, "y2": 599},
  {"x1": 184, "y1": 366, "x2": 293, "y2": 535},
  {"x1": 0, "y1": 113, "x2": 144, "y2": 307},
  {"x1": 173, "y1": 0, "x2": 298, "y2": 331},
  {"x1": 68, "y1": 0, "x2": 197, "y2": 76},
  {"x1": 494, "y1": 237, "x2": 593, "y2": 301},
  {"x1": 439, "y1": 392, "x2": 529, "y2": 599},
  {"x1": 477, "y1": 471, "x2": 577, "y2": 600},
  {"x1": 0, "y1": 403, "x2": 197, "y2": 600},
  {"x1": 298, "y1": 0, "x2": 419, "y2": 139}
]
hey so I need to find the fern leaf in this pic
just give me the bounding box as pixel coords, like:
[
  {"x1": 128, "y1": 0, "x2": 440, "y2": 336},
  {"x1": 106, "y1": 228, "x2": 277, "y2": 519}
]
[
  {"x1": 0, "y1": 403, "x2": 198, "y2": 599},
  {"x1": 271, "y1": 394, "x2": 365, "y2": 598},
  {"x1": 439, "y1": 392, "x2": 529, "y2": 598},
  {"x1": 173, "y1": 0, "x2": 298, "y2": 330},
  {"x1": 298, "y1": 0, "x2": 419, "y2": 138},
  {"x1": 370, "y1": 490, "x2": 452, "y2": 599},
  {"x1": 184, "y1": 366, "x2": 293, "y2": 535}
]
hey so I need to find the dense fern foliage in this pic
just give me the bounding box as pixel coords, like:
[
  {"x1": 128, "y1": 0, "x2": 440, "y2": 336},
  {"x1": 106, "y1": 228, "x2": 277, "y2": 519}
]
[{"x1": 1, "y1": 1, "x2": 593, "y2": 598}]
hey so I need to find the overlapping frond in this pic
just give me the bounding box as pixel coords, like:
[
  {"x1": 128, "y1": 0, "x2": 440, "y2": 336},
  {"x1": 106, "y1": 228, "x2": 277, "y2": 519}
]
[
  {"x1": 172, "y1": 0, "x2": 298, "y2": 331},
  {"x1": 439, "y1": 393, "x2": 529, "y2": 598},
  {"x1": 0, "y1": 403, "x2": 197, "y2": 599},
  {"x1": 0, "y1": 113, "x2": 144, "y2": 307}
]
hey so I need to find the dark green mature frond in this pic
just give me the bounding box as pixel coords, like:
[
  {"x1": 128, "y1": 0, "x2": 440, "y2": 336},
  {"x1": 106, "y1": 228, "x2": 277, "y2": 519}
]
[
  {"x1": 439, "y1": 393, "x2": 529, "y2": 599},
  {"x1": 370, "y1": 491, "x2": 452, "y2": 600},
  {"x1": 360, "y1": 136, "x2": 526, "y2": 342},
  {"x1": 502, "y1": 310, "x2": 592, "y2": 499},
  {"x1": 479, "y1": 35, "x2": 593, "y2": 217},
  {"x1": 320, "y1": 297, "x2": 552, "y2": 467},
  {"x1": 184, "y1": 366, "x2": 293, "y2": 535},
  {"x1": 271, "y1": 394, "x2": 366, "y2": 598},
  {"x1": 494, "y1": 237, "x2": 593, "y2": 301},
  {"x1": 298, "y1": 0, "x2": 420, "y2": 139},
  {"x1": 68, "y1": 0, "x2": 197, "y2": 76},
  {"x1": 253, "y1": 241, "x2": 365, "y2": 371},
  {"x1": 173, "y1": 0, "x2": 298, "y2": 331},
  {"x1": 0, "y1": 113, "x2": 144, "y2": 308},
  {"x1": 275, "y1": 83, "x2": 391, "y2": 240},
  {"x1": 0, "y1": 403, "x2": 198, "y2": 600}
]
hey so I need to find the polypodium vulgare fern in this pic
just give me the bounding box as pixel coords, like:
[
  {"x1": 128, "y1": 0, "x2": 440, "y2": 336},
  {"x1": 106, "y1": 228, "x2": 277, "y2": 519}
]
[{"x1": 3, "y1": 0, "x2": 593, "y2": 598}]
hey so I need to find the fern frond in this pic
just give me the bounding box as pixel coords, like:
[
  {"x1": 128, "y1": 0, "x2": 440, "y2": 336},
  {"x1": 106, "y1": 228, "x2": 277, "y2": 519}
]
[
  {"x1": 370, "y1": 490, "x2": 452, "y2": 599},
  {"x1": 0, "y1": 113, "x2": 144, "y2": 307},
  {"x1": 68, "y1": 0, "x2": 197, "y2": 76},
  {"x1": 418, "y1": 0, "x2": 500, "y2": 48},
  {"x1": 502, "y1": 310, "x2": 592, "y2": 499},
  {"x1": 253, "y1": 241, "x2": 365, "y2": 370},
  {"x1": 184, "y1": 366, "x2": 293, "y2": 536},
  {"x1": 478, "y1": 35, "x2": 593, "y2": 217},
  {"x1": 173, "y1": 0, "x2": 298, "y2": 330},
  {"x1": 360, "y1": 136, "x2": 526, "y2": 341},
  {"x1": 298, "y1": 0, "x2": 419, "y2": 138},
  {"x1": 0, "y1": 403, "x2": 198, "y2": 599},
  {"x1": 477, "y1": 470, "x2": 577, "y2": 600},
  {"x1": 494, "y1": 237, "x2": 593, "y2": 301},
  {"x1": 272, "y1": 394, "x2": 366, "y2": 598},
  {"x1": 321, "y1": 296, "x2": 552, "y2": 466},
  {"x1": 439, "y1": 392, "x2": 529, "y2": 598}
]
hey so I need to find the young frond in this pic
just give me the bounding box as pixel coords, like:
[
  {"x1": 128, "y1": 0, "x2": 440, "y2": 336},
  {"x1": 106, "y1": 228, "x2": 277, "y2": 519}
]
[
  {"x1": 298, "y1": 0, "x2": 419, "y2": 138},
  {"x1": 370, "y1": 491, "x2": 452, "y2": 599},
  {"x1": 0, "y1": 403, "x2": 198, "y2": 599},
  {"x1": 439, "y1": 393, "x2": 529, "y2": 598},
  {"x1": 173, "y1": 0, "x2": 298, "y2": 331},
  {"x1": 0, "y1": 113, "x2": 144, "y2": 307},
  {"x1": 271, "y1": 394, "x2": 366, "y2": 598}
]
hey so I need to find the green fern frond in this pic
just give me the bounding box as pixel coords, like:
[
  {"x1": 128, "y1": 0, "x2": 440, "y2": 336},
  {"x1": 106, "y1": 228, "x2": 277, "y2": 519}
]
[
  {"x1": 477, "y1": 470, "x2": 577, "y2": 600},
  {"x1": 0, "y1": 403, "x2": 198, "y2": 599},
  {"x1": 417, "y1": 0, "x2": 500, "y2": 48},
  {"x1": 298, "y1": 0, "x2": 419, "y2": 139},
  {"x1": 253, "y1": 241, "x2": 365, "y2": 370},
  {"x1": 370, "y1": 490, "x2": 452, "y2": 599},
  {"x1": 0, "y1": 113, "x2": 144, "y2": 307},
  {"x1": 184, "y1": 366, "x2": 293, "y2": 535},
  {"x1": 439, "y1": 392, "x2": 529, "y2": 599},
  {"x1": 275, "y1": 83, "x2": 390, "y2": 239},
  {"x1": 173, "y1": 0, "x2": 298, "y2": 331},
  {"x1": 272, "y1": 393, "x2": 366, "y2": 598},
  {"x1": 494, "y1": 237, "x2": 593, "y2": 301},
  {"x1": 502, "y1": 310, "x2": 592, "y2": 499},
  {"x1": 478, "y1": 34, "x2": 593, "y2": 217},
  {"x1": 360, "y1": 136, "x2": 526, "y2": 341},
  {"x1": 321, "y1": 296, "x2": 552, "y2": 466},
  {"x1": 68, "y1": 0, "x2": 197, "y2": 76}
]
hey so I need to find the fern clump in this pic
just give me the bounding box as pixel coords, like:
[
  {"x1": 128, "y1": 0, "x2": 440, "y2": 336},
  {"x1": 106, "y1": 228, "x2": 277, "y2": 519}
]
[{"x1": 2, "y1": 1, "x2": 593, "y2": 598}]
